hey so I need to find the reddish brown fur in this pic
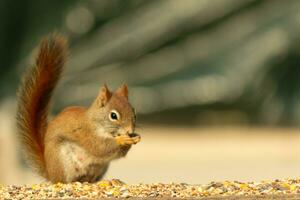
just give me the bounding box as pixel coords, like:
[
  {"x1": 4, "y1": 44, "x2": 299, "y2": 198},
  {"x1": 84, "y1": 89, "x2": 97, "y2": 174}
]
[
  {"x1": 17, "y1": 34, "x2": 68, "y2": 178},
  {"x1": 108, "y1": 94, "x2": 135, "y2": 128},
  {"x1": 16, "y1": 34, "x2": 140, "y2": 183}
]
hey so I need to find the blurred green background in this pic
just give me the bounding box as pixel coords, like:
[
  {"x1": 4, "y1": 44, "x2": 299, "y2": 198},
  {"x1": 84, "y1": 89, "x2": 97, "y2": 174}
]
[
  {"x1": 2, "y1": 0, "x2": 300, "y2": 126},
  {"x1": 1, "y1": 0, "x2": 300, "y2": 185}
]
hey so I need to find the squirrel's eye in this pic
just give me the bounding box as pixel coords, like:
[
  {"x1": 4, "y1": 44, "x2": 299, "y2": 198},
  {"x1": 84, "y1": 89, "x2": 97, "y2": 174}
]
[{"x1": 109, "y1": 110, "x2": 119, "y2": 121}]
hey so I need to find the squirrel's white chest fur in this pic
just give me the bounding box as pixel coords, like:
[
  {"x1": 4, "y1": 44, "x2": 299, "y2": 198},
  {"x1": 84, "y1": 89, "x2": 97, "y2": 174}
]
[{"x1": 60, "y1": 142, "x2": 107, "y2": 182}]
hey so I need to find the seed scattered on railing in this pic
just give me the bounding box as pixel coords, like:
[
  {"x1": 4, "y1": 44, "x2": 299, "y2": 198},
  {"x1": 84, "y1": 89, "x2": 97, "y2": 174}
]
[{"x1": 1, "y1": 178, "x2": 300, "y2": 199}]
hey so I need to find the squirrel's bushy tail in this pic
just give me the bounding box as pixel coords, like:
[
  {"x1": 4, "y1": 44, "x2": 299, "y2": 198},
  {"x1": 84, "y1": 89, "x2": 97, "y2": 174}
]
[{"x1": 16, "y1": 34, "x2": 68, "y2": 177}]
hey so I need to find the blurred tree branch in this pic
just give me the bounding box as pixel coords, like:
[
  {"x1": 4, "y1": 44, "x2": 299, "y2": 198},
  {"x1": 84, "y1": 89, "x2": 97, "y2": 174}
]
[{"x1": 2, "y1": 0, "x2": 300, "y2": 125}]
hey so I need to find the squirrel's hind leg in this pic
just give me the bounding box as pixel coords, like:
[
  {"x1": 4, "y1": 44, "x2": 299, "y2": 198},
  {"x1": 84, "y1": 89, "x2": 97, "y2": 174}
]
[{"x1": 73, "y1": 163, "x2": 109, "y2": 183}]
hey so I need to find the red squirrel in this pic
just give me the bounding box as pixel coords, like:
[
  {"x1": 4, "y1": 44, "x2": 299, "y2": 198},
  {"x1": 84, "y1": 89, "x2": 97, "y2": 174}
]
[{"x1": 16, "y1": 33, "x2": 141, "y2": 183}]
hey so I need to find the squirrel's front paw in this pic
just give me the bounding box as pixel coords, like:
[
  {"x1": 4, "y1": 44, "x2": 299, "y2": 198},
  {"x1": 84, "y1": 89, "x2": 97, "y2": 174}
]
[
  {"x1": 131, "y1": 134, "x2": 141, "y2": 144},
  {"x1": 115, "y1": 134, "x2": 141, "y2": 146}
]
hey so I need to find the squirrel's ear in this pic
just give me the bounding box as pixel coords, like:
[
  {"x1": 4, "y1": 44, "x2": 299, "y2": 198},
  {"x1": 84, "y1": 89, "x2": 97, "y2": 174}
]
[
  {"x1": 116, "y1": 83, "x2": 128, "y2": 99},
  {"x1": 97, "y1": 84, "x2": 111, "y2": 107}
]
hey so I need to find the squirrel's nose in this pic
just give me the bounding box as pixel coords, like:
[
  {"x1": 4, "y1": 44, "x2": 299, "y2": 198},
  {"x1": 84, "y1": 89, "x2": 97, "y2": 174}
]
[{"x1": 124, "y1": 123, "x2": 135, "y2": 134}]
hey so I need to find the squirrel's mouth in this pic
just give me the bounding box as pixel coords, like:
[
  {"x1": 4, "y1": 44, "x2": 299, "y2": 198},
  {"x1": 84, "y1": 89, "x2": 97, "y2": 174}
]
[
  {"x1": 113, "y1": 132, "x2": 139, "y2": 138},
  {"x1": 128, "y1": 133, "x2": 139, "y2": 138}
]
